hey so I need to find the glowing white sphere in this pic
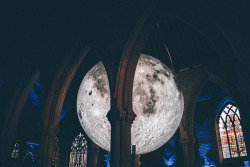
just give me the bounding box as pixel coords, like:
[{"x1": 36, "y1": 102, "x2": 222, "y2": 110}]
[
  {"x1": 77, "y1": 61, "x2": 111, "y2": 151},
  {"x1": 131, "y1": 54, "x2": 183, "y2": 154},
  {"x1": 77, "y1": 54, "x2": 184, "y2": 154}
]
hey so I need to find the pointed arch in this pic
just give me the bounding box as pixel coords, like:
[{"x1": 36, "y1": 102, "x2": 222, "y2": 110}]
[
  {"x1": 39, "y1": 44, "x2": 91, "y2": 166},
  {"x1": 0, "y1": 70, "x2": 40, "y2": 166},
  {"x1": 115, "y1": 1, "x2": 155, "y2": 112},
  {"x1": 215, "y1": 97, "x2": 247, "y2": 163},
  {"x1": 69, "y1": 132, "x2": 88, "y2": 167}
]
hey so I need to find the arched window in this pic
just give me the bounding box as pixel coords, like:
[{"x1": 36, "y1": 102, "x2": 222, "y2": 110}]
[
  {"x1": 11, "y1": 140, "x2": 19, "y2": 159},
  {"x1": 69, "y1": 133, "x2": 87, "y2": 167},
  {"x1": 217, "y1": 101, "x2": 247, "y2": 160}
]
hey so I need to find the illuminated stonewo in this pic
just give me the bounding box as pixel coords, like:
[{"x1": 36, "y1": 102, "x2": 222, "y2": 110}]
[{"x1": 77, "y1": 54, "x2": 184, "y2": 154}]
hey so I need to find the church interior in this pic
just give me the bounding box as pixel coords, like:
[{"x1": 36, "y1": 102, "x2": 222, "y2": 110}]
[{"x1": 1, "y1": 0, "x2": 250, "y2": 167}]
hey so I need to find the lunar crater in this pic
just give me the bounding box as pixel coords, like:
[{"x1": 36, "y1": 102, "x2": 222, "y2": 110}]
[{"x1": 77, "y1": 54, "x2": 184, "y2": 155}]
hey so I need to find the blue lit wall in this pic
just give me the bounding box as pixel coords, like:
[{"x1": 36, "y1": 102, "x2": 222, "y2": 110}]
[
  {"x1": 194, "y1": 117, "x2": 217, "y2": 166},
  {"x1": 104, "y1": 151, "x2": 110, "y2": 167},
  {"x1": 22, "y1": 142, "x2": 39, "y2": 164},
  {"x1": 163, "y1": 134, "x2": 176, "y2": 166},
  {"x1": 244, "y1": 161, "x2": 250, "y2": 167},
  {"x1": 28, "y1": 79, "x2": 42, "y2": 109},
  {"x1": 194, "y1": 96, "x2": 240, "y2": 166},
  {"x1": 60, "y1": 107, "x2": 66, "y2": 121},
  {"x1": 60, "y1": 102, "x2": 74, "y2": 121},
  {"x1": 0, "y1": 80, "x2": 4, "y2": 88},
  {"x1": 197, "y1": 92, "x2": 226, "y2": 102}
]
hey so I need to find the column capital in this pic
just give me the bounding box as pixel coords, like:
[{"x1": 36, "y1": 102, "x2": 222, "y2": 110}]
[
  {"x1": 107, "y1": 106, "x2": 136, "y2": 124},
  {"x1": 107, "y1": 103, "x2": 135, "y2": 167},
  {"x1": 179, "y1": 132, "x2": 195, "y2": 144},
  {"x1": 180, "y1": 138, "x2": 195, "y2": 144}
]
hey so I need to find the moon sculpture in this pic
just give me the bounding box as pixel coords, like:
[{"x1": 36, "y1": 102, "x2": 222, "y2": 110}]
[{"x1": 77, "y1": 54, "x2": 184, "y2": 154}]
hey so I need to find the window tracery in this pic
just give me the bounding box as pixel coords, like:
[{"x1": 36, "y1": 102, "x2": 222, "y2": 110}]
[
  {"x1": 69, "y1": 133, "x2": 87, "y2": 167},
  {"x1": 218, "y1": 103, "x2": 247, "y2": 158},
  {"x1": 11, "y1": 140, "x2": 19, "y2": 159}
]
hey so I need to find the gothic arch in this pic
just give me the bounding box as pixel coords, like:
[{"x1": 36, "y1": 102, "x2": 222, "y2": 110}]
[
  {"x1": 41, "y1": 46, "x2": 90, "y2": 128},
  {"x1": 208, "y1": 71, "x2": 242, "y2": 106},
  {"x1": 39, "y1": 44, "x2": 91, "y2": 166},
  {"x1": 178, "y1": 70, "x2": 208, "y2": 142},
  {"x1": 214, "y1": 97, "x2": 248, "y2": 163},
  {"x1": 157, "y1": 4, "x2": 239, "y2": 64},
  {"x1": 39, "y1": 39, "x2": 115, "y2": 166},
  {"x1": 115, "y1": 2, "x2": 155, "y2": 113},
  {"x1": 0, "y1": 70, "x2": 40, "y2": 166}
]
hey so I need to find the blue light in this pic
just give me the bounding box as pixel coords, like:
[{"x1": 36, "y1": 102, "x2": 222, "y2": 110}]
[
  {"x1": 163, "y1": 134, "x2": 176, "y2": 166},
  {"x1": 244, "y1": 161, "x2": 250, "y2": 167},
  {"x1": 35, "y1": 80, "x2": 42, "y2": 89},
  {"x1": 26, "y1": 142, "x2": 39, "y2": 147},
  {"x1": 163, "y1": 154, "x2": 176, "y2": 166},
  {"x1": 28, "y1": 79, "x2": 42, "y2": 107},
  {"x1": 0, "y1": 81, "x2": 4, "y2": 87},
  {"x1": 60, "y1": 103, "x2": 73, "y2": 121},
  {"x1": 197, "y1": 92, "x2": 226, "y2": 102},
  {"x1": 194, "y1": 117, "x2": 217, "y2": 166},
  {"x1": 60, "y1": 107, "x2": 66, "y2": 121},
  {"x1": 197, "y1": 97, "x2": 212, "y2": 102},
  {"x1": 29, "y1": 90, "x2": 40, "y2": 106},
  {"x1": 215, "y1": 96, "x2": 235, "y2": 114},
  {"x1": 104, "y1": 152, "x2": 110, "y2": 167},
  {"x1": 22, "y1": 142, "x2": 39, "y2": 163}
]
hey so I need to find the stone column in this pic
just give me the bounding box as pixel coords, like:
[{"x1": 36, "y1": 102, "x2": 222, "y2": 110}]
[
  {"x1": 131, "y1": 145, "x2": 140, "y2": 167},
  {"x1": 180, "y1": 138, "x2": 196, "y2": 167},
  {"x1": 38, "y1": 125, "x2": 60, "y2": 167},
  {"x1": 176, "y1": 69, "x2": 206, "y2": 167},
  {"x1": 87, "y1": 141, "x2": 100, "y2": 167},
  {"x1": 107, "y1": 106, "x2": 136, "y2": 167}
]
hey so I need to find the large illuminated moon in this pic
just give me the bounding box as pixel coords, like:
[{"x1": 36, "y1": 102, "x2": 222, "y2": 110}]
[
  {"x1": 131, "y1": 54, "x2": 183, "y2": 154},
  {"x1": 77, "y1": 61, "x2": 111, "y2": 151},
  {"x1": 77, "y1": 54, "x2": 184, "y2": 154}
]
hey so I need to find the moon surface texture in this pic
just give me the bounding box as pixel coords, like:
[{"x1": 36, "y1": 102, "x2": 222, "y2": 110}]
[
  {"x1": 77, "y1": 54, "x2": 184, "y2": 154},
  {"x1": 131, "y1": 54, "x2": 184, "y2": 154},
  {"x1": 77, "y1": 61, "x2": 111, "y2": 152}
]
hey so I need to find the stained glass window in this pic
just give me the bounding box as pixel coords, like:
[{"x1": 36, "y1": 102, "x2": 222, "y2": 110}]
[
  {"x1": 11, "y1": 140, "x2": 19, "y2": 159},
  {"x1": 219, "y1": 103, "x2": 247, "y2": 159},
  {"x1": 69, "y1": 133, "x2": 87, "y2": 167}
]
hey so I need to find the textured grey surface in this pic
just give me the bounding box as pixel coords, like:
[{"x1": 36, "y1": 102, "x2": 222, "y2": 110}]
[
  {"x1": 131, "y1": 54, "x2": 183, "y2": 154},
  {"x1": 77, "y1": 62, "x2": 111, "y2": 151},
  {"x1": 77, "y1": 54, "x2": 184, "y2": 154}
]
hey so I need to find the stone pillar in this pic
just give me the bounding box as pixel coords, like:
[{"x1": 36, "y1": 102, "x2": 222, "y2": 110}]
[
  {"x1": 131, "y1": 145, "x2": 140, "y2": 167},
  {"x1": 135, "y1": 155, "x2": 140, "y2": 167},
  {"x1": 38, "y1": 125, "x2": 60, "y2": 167},
  {"x1": 0, "y1": 70, "x2": 39, "y2": 167},
  {"x1": 107, "y1": 106, "x2": 136, "y2": 167},
  {"x1": 176, "y1": 69, "x2": 206, "y2": 167},
  {"x1": 180, "y1": 138, "x2": 196, "y2": 167},
  {"x1": 87, "y1": 141, "x2": 100, "y2": 167}
]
